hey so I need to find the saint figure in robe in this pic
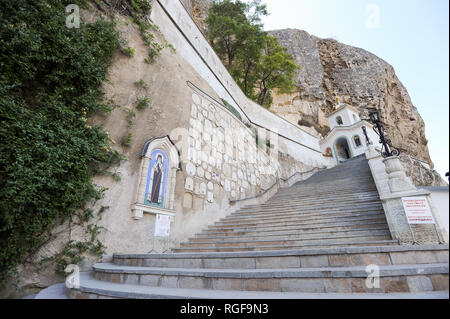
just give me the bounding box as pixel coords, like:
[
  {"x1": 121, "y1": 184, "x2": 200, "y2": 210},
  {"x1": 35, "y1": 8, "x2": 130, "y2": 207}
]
[{"x1": 148, "y1": 154, "x2": 164, "y2": 204}]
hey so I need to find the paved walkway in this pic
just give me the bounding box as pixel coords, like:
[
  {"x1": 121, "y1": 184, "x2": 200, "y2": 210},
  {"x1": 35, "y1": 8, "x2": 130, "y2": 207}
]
[{"x1": 30, "y1": 282, "x2": 448, "y2": 299}]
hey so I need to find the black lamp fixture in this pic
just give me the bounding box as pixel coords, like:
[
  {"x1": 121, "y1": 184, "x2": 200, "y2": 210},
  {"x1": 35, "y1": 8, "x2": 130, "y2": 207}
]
[
  {"x1": 361, "y1": 126, "x2": 372, "y2": 146},
  {"x1": 368, "y1": 109, "x2": 399, "y2": 158},
  {"x1": 369, "y1": 110, "x2": 381, "y2": 123}
]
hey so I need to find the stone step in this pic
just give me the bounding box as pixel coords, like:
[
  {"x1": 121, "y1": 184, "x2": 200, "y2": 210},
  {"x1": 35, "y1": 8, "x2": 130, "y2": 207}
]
[
  {"x1": 210, "y1": 218, "x2": 388, "y2": 232},
  {"x1": 271, "y1": 190, "x2": 378, "y2": 200},
  {"x1": 277, "y1": 183, "x2": 375, "y2": 191},
  {"x1": 89, "y1": 263, "x2": 449, "y2": 293},
  {"x1": 201, "y1": 220, "x2": 389, "y2": 236},
  {"x1": 248, "y1": 193, "x2": 381, "y2": 205},
  {"x1": 203, "y1": 219, "x2": 389, "y2": 235},
  {"x1": 294, "y1": 171, "x2": 373, "y2": 179},
  {"x1": 236, "y1": 200, "x2": 383, "y2": 214},
  {"x1": 254, "y1": 194, "x2": 380, "y2": 205},
  {"x1": 282, "y1": 177, "x2": 374, "y2": 184},
  {"x1": 216, "y1": 210, "x2": 386, "y2": 225},
  {"x1": 232, "y1": 206, "x2": 385, "y2": 220},
  {"x1": 222, "y1": 206, "x2": 384, "y2": 222},
  {"x1": 213, "y1": 211, "x2": 387, "y2": 228},
  {"x1": 266, "y1": 197, "x2": 380, "y2": 206},
  {"x1": 114, "y1": 245, "x2": 449, "y2": 269},
  {"x1": 304, "y1": 172, "x2": 372, "y2": 180},
  {"x1": 236, "y1": 199, "x2": 383, "y2": 211},
  {"x1": 180, "y1": 233, "x2": 393, "y2": 249},
  {"x1": 280, "y1": 176, "x2": 375, "y2": 185},
  {"x1": 289, "y1": 179, "x2": 375, "y2": 186},
  {"x1": 194, "y1": 225, "x2": 390, "y2": 240},
  {"x1": 172, "y1": 239, "x2": 401, "y2": 252},
  {"x1": 207, "y1": 214, "x2": 388, "y2": 231},
  {"x1": 69, "y1": 273, "x2": 450, "y2": 299},
  {"x1": 272, "y1": 191, "x2": 378, "y2": 200},
  {"x1": 189, "y1": 224, "x2": 389, "y2": 241}
]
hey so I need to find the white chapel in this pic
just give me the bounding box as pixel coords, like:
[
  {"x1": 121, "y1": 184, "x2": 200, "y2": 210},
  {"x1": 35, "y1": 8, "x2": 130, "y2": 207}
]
[{"x1": 319, "y1": 102, "x2": 381, "y2": 164}]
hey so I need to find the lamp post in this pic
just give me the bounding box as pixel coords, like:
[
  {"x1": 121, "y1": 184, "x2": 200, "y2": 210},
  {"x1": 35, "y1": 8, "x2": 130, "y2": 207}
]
[
  {"x1": 361, "y1": 126, "x2": 372, "y2": 146},
  {"x1": 368, "y1": 109, "x2": 399, "y2": 158}
]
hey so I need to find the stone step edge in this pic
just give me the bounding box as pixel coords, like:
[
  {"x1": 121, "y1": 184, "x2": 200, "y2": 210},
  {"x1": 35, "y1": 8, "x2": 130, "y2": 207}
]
[
  {"x1": 199, "y1": 225, "x2": 390, "y2": 238},
  {"x1": 232, "y1": 205, "x2": 384, "y2": 214},
  {"x1": 223, "y1": 209, "x2": 385, "y2": 221},
  {"x1": 172, "y1": 239, "x2": 400, "y2": 252},
  {"x1": 248, "y1": 191, "x2": 380, "y2": 200},
  {"x1": 190, "y1": 226, "x2": 391, "y2": 241},
  {"x1": 272, "y1": 190, "x2": 379, "y2": 198},
  {"x1": 211, "y1": 210, "x2": 385, "y2": 226},
  {"x1": 70, "y1": 274, "x2": 450, "y2": 299},
  {"x1": 207, "y1": 216, "x2": 388, "y2": 230},
  {"x1": 181, "y1": 231, "x2": 391, "y2": 246},
  {"x1": 274, "y1": 182, "x2": 376, "y2": 189},
  {"x1": 232, "y1": 208, "x2": 383, "y2": 218},
  {"x1": 202, "y1": 220, "x2": 389, "y2": 234},
  {"x1": 92, "y1": 263, "x2": 449, "y2": 278},
  {"x1": 239, "y1": 201, "x2": 383, "y2": 212},
  {"x1": 254, "y1": 194, "x2": 381, "y2": 203},
  {"x1": 114, "y1": 244, "x2": 449, "y2": 260}
]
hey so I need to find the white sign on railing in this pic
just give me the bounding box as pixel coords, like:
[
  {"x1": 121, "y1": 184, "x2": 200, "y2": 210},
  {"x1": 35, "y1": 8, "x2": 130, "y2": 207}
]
[
  {"x1": 402, "y1": 196, "x2": 435, "y2": 224},
  {"x1": 154, "y1": 214, "x2": 171, "y2": 237}
]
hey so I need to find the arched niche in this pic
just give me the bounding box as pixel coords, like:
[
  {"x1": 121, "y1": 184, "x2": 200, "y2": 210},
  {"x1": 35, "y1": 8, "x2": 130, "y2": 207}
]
[
  {"x1": 334, "y1": 136, "x2": 352, "y2": 163},
  {"x1": 131, "y1": 136, "x2": 180, "y2": 220}
]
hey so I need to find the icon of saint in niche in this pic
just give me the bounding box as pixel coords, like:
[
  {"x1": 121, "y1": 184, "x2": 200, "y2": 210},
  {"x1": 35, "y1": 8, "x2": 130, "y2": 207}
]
[{"x1": 147, "y1": 154, "x2": 164, "y2": 205}]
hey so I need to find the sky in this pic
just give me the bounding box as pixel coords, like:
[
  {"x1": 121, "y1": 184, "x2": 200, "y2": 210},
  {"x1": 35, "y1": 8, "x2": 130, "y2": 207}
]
[{"x1": 258, "y1": 0, "x2": 449, "y2": 181}]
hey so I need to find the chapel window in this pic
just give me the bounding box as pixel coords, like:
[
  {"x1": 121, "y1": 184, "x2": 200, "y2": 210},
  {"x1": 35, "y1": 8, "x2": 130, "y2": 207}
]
[{"x1": 354, "y1": 135, "x2": 362, "y2": 147}]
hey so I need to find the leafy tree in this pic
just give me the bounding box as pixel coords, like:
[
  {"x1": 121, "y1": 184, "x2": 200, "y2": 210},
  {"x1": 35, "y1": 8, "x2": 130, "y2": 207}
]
[
  {"x1": 206, "y1": 0, "x2": 267, "y2": 69},
  {"x1": 0, "y1": 0, "x2": 123, "y2": 284},
  {"x1": 254, "y1": 35, "x2": 299, "y2": 107},
  {"x1": 206, "y1": 0, "x2": 299, "y2": 108},
  {"x1": 230, "y1": 23, "x2": 266, "y2": 99}
]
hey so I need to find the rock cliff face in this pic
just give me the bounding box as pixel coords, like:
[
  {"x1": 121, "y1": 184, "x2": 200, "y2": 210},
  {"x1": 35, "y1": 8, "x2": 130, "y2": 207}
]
[
  {"x1": 180, "y1": 0, "x2": 211, "y2": 35},
  {"x1": 269, "y1": 29, "x2": 432, "y2": 167},
  {"x1": 180, "y1": 4, "x2": 433, "y2": 166},
  {"x1": 181, "y1": 2, "x2": 444, "y2": 185}
]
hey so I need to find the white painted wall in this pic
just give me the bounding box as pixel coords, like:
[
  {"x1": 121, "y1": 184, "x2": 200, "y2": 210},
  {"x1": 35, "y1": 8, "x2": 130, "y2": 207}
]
[
  {"x1": 151, "y1": 0, "x2": 328, "y2": 168},
  {"x1": 327, "y1": 105, "x2": 361, "y2": 129},
  {"x1": 419, "y1": 187, "x2": 449, "y2": 241}
]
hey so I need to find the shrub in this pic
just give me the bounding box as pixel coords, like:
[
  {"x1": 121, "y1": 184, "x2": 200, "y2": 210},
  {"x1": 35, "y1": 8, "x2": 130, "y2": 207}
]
[
  {"x1": 134, "y1": 79, "x2": 148, "y2": 89},
  {"x1": 136, "y1": 96, "x2": 150, "y2": 110},
  {"x1": 121, "y1": 46, "x2": 135, "y2": 57},
  {"x1": 120, "y1": 133, "x2": 133, "y2": 147},
  {"x1": 0, "y1": 0, "x2": 122, "y2": 284},
  {"x1": 130, "y1": 0, "x2": 152, "y2": 14}
]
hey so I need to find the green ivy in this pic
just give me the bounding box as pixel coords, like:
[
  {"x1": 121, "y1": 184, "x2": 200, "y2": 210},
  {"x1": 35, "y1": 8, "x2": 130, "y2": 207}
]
[
  {"x1": 130, "y1": 2, "x2": 174, "y2": 64},
  {"x1": 120, "y1": 132, "x2": 133, "y2": 147},
  {"x1": 0, "y1": 0, "x2": 123, "y2": 285},
  {"x1": 40, "y1": 205, "x2": 109, "y2": 275},
  {"x1": 136, "y1": 96, "x2": 150, "y2": 110},
  {"x1": 221, "y1": 98, "x2": 243, "y2": 122},
  {"x1": 120, "y1": 46, "x2": 135, "y2": 57}
]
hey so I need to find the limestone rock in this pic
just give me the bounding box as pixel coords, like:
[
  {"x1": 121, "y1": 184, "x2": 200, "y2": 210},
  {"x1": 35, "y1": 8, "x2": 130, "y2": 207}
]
[
  {"x1": 399, "y1": 154, "x2": 447, "y2": 187},
  {"x1": 269, "y1": 29, "x2": 432, "y2": 168},
  {"x1": 180, "y1": 0, "x2": 211, "y2": 35},
  {"x1": 182, "y1": 5, "x2": 433, "y2": 169}
]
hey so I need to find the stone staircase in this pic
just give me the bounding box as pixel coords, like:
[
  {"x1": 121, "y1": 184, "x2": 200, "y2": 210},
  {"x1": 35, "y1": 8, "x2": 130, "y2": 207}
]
[
  {"x1": 175, "y1": 155, "x2": 395, "y2": 252},
  {"x1": 68, "y1": 155, "x2": 449, "y2": 298}
]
